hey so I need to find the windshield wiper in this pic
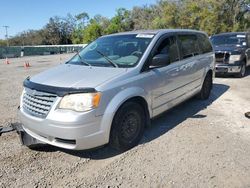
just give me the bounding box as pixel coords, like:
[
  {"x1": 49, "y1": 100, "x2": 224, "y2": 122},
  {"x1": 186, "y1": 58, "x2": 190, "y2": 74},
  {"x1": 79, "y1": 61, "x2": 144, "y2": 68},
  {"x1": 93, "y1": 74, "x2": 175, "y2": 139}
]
[
  {"x1": 76, "y1": 52, "x2": 91, "y2": 66},
  {"x1": 95, "y1": 50, "x2": 119, "y2": 68}
]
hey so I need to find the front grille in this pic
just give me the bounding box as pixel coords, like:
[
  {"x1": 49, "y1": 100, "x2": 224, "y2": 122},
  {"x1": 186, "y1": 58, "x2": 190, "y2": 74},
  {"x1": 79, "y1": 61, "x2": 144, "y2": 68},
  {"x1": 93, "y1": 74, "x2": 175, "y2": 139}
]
[
  {"x1": 22, "y1": 89, "x2": 57, "y2": 118},
  {"x1": 215, "y1": 52, "x2": 230, "y2": 64}
]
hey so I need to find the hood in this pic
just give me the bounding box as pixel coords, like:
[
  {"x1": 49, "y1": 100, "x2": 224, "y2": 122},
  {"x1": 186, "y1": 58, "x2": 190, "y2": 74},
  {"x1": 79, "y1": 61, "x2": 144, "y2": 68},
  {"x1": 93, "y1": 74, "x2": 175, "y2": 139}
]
[
  {"x1": 30, "y1": 64, "x2": 127, "y2": 88},
  {"x1": 213, "y1": 44, "x2": 245, "y2": 53}
]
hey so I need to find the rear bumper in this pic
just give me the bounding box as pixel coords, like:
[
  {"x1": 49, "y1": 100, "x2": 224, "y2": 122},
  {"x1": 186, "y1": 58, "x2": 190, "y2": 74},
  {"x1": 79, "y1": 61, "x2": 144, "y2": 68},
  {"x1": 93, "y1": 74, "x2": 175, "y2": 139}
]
[{"x1": 18, "y1": 108, "x2": 108, "y2": 150}]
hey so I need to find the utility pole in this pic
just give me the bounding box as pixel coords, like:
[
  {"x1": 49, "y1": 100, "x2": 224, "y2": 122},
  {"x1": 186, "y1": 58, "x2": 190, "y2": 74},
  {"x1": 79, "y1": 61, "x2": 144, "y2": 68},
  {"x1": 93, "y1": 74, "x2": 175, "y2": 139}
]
[{"x1": 3, "y1": 26, "x2": 9, "y2": 47}]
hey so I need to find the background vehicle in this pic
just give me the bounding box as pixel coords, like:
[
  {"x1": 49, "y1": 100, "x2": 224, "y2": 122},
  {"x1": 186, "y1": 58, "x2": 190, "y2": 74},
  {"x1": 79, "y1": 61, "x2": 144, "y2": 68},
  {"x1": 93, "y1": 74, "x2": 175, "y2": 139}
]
[
  {"x1": 19, "y1": 29, "x2": 214, "y2": 151},
  {"x1": 210, "y1": 32, "x2": 250, "y2": 77}
]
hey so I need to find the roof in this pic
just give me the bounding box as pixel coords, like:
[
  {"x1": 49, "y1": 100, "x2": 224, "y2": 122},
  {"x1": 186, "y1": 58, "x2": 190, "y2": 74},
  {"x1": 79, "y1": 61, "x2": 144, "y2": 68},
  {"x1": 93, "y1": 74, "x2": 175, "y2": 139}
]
[{"x1": 104, "y1": 29, "x2": 207, "y2": 37}]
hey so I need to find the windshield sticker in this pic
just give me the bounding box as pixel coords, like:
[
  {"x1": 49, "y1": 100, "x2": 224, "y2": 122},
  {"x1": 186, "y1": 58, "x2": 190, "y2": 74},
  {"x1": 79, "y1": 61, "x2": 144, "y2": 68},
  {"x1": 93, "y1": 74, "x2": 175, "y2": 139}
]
[
  {"x1": 136, "y1": 34, "x2": 154, "y2": 38},
  {"x1": 237, "y1": 35, "x2": 246, "y2": 38}
]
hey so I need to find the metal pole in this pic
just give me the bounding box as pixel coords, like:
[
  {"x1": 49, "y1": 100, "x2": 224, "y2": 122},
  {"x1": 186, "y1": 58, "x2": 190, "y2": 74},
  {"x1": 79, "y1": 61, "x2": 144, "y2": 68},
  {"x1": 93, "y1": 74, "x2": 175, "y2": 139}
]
[{"x1": 3, "y1": 26, "x2": 9, "y2": 47}]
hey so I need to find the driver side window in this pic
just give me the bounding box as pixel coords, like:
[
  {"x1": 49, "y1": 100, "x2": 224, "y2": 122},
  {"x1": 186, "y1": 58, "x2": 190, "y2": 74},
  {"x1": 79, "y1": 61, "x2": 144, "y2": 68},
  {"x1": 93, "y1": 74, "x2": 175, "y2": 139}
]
[{"x1": 155, "y1": 36, "x2": 180, "y2": 65}]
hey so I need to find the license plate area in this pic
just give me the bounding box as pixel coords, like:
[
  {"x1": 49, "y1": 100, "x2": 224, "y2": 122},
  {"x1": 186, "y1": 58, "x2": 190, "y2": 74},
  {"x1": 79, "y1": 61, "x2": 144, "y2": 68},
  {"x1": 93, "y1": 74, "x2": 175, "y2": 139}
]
[{"x1": 215, "y1": 67, "x2": 228, "y2": 73}]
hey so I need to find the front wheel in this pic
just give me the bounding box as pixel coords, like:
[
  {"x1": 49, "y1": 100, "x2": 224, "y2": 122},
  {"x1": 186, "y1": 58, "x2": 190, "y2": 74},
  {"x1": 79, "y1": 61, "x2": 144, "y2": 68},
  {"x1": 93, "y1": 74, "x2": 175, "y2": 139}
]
[
  {"x1": 236, "y1": 63, "x2": 246, "y2": 78},
  {"x1": 197, "y1": 72, "x2": 213, "y2": 100},
  {"x1": 110, "y1": 101, "x2": 145, "y2": 151}
]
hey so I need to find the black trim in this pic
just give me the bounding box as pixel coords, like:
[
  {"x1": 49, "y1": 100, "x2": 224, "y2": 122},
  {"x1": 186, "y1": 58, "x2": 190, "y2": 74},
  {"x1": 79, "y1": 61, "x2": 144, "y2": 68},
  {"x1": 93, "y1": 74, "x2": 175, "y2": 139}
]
[{"x1": 23, "y1": 77, "x2": 97, "y2": 97}]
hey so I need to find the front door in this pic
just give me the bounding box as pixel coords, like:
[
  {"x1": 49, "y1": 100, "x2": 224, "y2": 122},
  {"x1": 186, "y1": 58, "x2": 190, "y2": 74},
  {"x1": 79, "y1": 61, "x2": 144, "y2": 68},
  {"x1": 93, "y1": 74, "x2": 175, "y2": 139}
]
[{"x1": 147, "y1": 35, "x2": 187, "y2": 116}]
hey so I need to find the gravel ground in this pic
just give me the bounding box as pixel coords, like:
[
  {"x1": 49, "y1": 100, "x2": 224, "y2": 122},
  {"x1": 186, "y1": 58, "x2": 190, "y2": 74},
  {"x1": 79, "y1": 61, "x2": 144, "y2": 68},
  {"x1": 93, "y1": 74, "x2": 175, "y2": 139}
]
[{"x1": 0, "y1": 54, "x2": 250, "y2": 188}]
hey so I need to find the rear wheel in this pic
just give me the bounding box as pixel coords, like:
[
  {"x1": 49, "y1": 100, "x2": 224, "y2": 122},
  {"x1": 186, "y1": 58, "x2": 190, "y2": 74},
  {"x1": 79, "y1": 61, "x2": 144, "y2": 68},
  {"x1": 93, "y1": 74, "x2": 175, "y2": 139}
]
[
  {"x1": 110, "y1": 101, "x2": 145, "y2": 151},
  {"x1": 197, "y1": 72, "x2": 213, "y2": 100},
  {"x1": 236, "y1": 63, "x2": 246, "y2": 78}
]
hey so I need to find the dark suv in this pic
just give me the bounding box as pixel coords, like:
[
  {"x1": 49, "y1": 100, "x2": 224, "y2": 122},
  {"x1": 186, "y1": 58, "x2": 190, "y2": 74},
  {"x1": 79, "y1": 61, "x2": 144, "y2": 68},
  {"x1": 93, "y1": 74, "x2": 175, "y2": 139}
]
[{"x1": 210, "y1": 32, "x2": 250, "y2": 77}]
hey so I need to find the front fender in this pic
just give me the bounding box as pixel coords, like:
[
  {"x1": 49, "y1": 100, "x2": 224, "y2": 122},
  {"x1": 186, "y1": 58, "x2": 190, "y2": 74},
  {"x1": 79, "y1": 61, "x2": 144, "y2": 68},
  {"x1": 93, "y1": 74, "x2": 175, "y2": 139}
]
[{"x1": 99, "y1": 87, "x2": 150, "y2": 143}]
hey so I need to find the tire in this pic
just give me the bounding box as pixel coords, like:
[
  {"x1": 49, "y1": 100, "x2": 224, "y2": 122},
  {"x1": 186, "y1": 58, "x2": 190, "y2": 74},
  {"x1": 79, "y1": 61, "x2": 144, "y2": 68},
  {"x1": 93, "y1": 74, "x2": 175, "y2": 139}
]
[
  {"x1": 110, "y1": 101, "x2": 145, "y2": 151},
  {"x1": 197, "y1": 72, "x2": 213, "y2": 100},
  {"x1": 236, "y1": 63, "x2": 246, "y2": 78}
]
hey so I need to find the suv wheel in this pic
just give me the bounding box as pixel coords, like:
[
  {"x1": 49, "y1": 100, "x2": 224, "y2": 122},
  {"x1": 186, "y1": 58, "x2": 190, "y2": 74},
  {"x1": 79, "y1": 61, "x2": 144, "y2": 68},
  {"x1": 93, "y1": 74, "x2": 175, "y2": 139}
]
[
  {"x1": 197, "y1": 72, "x2": 212, "y2": 100},
  {"x1": 110, "y1": 101, "x2": 145, "y2": 151},
  {"x1": 236, "y1": 63, "x2": 246, "y2": 78}
]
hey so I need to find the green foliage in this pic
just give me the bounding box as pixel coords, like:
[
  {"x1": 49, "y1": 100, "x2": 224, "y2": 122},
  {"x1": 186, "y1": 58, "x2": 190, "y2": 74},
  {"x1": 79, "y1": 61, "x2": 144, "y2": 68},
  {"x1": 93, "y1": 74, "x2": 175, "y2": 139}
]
[
  {"x1": 71, "y1": 12, "x2": 89, "y2": 44},
  {"x1": 9, "y1": 30, "x2": 44, "y2": 46},
  {"x1": 5, "y1": 0, "x2": 250, "y2": 46},
  {"x1": 153, "y1": 0, "x2": 250, "y2": 35},
  {"x1": 131, "y1": 5, "x2": 158, "y2": 29},
  {"x1": 82, "y1": 20, "x2": 102, "y2": 43},
  {"x1": 75, "y1": 12, "x2": 89, "y2": 26},
  {"x1": 104, "y1": 8, "x2": 133, "y2": 34},
  {"x1": 0, "y1": 39, "x2": 7, "y2": 47},
  {"x1": 42, "y1": 14, "x2": 76, "y2": 45}
]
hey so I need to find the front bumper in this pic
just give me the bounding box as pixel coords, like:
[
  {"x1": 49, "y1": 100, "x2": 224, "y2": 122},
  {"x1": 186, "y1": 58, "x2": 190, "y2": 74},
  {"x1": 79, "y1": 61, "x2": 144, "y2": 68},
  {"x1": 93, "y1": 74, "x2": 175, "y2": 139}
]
[
  {"x1": 215, "y1": 63, "x2": 242, "y2": 74},
  {"x1": 18, "y1": 108, "x2": 107, "y2": 150}
]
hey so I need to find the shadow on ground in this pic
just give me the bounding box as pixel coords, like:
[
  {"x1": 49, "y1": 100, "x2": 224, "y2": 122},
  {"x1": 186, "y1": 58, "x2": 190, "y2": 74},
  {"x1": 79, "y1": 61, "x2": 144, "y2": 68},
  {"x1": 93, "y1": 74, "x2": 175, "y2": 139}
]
[{"x1": 30, "y1": 83, "x2": 230, "y2": 159}]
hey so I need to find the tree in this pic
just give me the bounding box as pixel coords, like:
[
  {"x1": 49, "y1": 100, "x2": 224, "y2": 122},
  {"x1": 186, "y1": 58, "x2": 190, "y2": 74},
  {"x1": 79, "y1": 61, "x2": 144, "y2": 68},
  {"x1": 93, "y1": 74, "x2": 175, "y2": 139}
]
[
  {"x1": 42, "y1": 14, "x2": 76, "y2": 45},
  {"x1": 131, "y1": 5, "x2": 154, "y2": 30},
  {"x1": 3, "y1": 0, "x2": 250, "y2": 46},
  {"x1": 154, "y1": 0, "x2": 250, "y2": 35},
  {"x1": 8, "y1": 30, "x2": 44, "y2": 46},
  {"x1": 82, "y1": 19, "x2": 102, "y2": 43},
  {"x1": 151, "y1": 1, "x2": 180, "y2": 29},
  {"x1": 72, "y1": 12, "x2": 90, "y2": 44},
  {"x1": 75, "y1": 12, "x2": 89, "y2": 26},
  {"x1": 105, "y1": 8, "x2": 133, "y2": 34},
  {"x1": 0, "y1": 39, "x2": 7, "y2": 46},
  {"x1": 222, "y1": 0, "x2": 250, "y2": 31}
]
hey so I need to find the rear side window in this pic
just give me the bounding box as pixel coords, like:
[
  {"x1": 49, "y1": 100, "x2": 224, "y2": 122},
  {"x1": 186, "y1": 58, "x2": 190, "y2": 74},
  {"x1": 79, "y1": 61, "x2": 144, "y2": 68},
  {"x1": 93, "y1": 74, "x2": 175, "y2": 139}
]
[
  {"x1": 178, "y1": 35, "x2": 200, "y2": 59},
  {"x1": 198, "y1": 34, "x2": 213, "y2": 54}
]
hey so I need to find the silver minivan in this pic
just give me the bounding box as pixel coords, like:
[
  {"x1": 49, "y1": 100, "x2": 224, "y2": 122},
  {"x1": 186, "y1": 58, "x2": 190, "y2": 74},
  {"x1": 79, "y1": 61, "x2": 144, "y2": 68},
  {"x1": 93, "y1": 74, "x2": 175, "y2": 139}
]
[{"x1": 19, "y1": 29, "x2": 214, "y2": 151}]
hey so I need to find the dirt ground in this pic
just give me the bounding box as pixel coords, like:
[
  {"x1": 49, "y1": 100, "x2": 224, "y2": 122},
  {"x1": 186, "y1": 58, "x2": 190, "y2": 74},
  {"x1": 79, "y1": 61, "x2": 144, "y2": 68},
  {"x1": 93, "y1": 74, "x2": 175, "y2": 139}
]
[{"x1": 0, "y1": 54, "x2": 250, "y2": 188}]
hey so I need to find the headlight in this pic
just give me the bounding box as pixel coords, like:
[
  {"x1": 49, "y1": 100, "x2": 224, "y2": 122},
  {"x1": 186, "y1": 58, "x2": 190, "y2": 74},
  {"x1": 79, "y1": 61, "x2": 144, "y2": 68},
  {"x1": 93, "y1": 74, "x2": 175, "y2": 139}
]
[
  {"x1": 229, "y1": 55, "x2": 241, "y2": 63},
  {"x1": 59, "y1": 92, "x2": 101, "y2": 112}
]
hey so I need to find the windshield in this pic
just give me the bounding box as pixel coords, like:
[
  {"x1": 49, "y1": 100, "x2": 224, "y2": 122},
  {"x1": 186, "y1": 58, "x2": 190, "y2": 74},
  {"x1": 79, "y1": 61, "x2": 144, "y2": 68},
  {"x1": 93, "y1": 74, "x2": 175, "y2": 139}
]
[
  {"x1": 68, "y1": 34, "x2": 154, "y2": 68},
  {"x1": 210, "y1": 34, "x2": 246, "y2": 46}
]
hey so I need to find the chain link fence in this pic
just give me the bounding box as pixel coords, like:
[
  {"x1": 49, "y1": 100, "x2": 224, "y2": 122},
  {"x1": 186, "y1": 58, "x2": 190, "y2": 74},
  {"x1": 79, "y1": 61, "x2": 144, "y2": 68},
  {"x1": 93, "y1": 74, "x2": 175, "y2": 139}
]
[{"x1": 0, "y1": 44, "x2": 87, "y2": 59}]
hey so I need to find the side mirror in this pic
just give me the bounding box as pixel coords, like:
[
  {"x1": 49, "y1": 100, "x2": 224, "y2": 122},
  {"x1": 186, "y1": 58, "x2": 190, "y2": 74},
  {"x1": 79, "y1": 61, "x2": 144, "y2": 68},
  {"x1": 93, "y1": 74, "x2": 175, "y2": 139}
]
[{"x1": 150, "y1": 54, "x2": 170, "y2": 68}]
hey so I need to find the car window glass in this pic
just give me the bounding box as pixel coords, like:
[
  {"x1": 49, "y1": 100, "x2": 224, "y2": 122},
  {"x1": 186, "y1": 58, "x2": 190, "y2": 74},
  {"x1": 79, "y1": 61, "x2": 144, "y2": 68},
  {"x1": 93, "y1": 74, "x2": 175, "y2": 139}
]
[
  {"x1": 198, "y1": 34, "x2": 213, "y2": 54},
  {"x1": 210, "y1": 34, "x2": 246, "y2": 47},
  {"x1": 178, "y1": 35, "x2": 200, "y2": 59},
  {"x1": 155, "y1": 36, "x2": 179, "y2": 64},
  {"x1": 68, "y1": 34, "x2": 153, "y2": 68}
]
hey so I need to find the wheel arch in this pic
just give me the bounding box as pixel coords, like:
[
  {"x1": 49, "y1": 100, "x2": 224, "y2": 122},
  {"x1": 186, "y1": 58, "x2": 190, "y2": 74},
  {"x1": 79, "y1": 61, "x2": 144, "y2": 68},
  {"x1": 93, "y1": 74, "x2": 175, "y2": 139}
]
[
  {"x1": 99, "y1": 87, "x2": 151, "y2": 143},
  {"x1": 120, "y1": 96, "x2": 151, "y2": 127}
]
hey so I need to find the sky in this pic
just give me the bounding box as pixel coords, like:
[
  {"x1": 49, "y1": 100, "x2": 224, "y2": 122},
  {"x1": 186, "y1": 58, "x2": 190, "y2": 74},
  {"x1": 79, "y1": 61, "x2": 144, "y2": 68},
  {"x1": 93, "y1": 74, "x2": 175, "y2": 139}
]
[{"x1": 0, "y1": 0, "x2": 157, "y2": 39}]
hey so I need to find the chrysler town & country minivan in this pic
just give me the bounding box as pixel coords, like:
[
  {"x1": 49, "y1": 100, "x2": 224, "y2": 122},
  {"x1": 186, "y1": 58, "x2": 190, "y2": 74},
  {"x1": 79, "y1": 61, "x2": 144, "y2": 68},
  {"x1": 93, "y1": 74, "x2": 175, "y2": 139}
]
[{"x1": 19, "y1": 29, "x2": 214, "y2": 151}]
